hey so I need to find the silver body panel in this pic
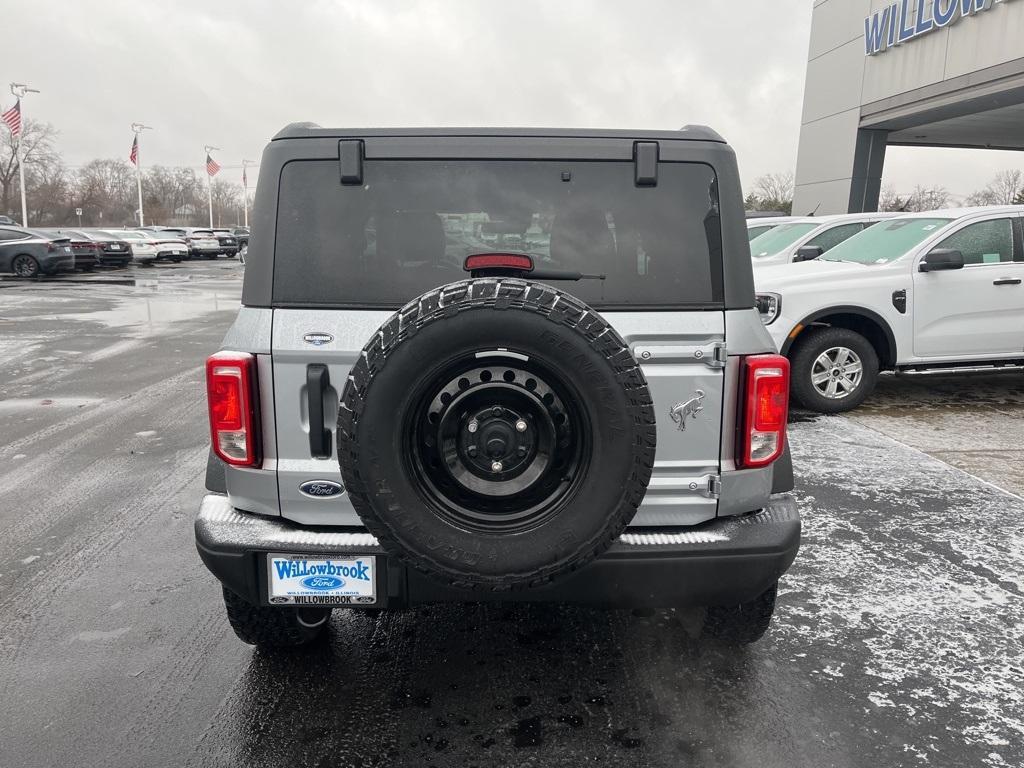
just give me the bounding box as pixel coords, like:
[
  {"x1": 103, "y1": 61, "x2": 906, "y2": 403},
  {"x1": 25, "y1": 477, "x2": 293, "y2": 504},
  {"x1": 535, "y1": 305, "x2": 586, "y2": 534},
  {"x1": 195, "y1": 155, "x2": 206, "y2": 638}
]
[{"x1": 218, "y1": 306, "x2": 776, "y2": 528}]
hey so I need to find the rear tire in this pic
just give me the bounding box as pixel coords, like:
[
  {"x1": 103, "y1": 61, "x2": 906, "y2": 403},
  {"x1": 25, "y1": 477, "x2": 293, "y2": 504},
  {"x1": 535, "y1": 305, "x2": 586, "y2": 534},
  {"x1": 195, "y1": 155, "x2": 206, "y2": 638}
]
[
  {"x1": 221, "y1": 587, "x2": 331, "y2": 648},
  {"x1": 789, "y1": 326, "x2": 878, "y2": 414},
  {"x1": 702, "y1": 584, "x2": 777, "y2": 645},
  {"x1": 12, "y1": 254, "x2": 40, "y2": 278}
]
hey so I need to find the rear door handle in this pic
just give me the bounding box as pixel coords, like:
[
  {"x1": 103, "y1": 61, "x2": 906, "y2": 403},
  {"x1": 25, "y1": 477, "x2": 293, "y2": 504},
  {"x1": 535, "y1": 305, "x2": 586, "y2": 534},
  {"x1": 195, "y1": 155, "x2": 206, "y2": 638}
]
[
  {"x1": 306, "y1": 364, "x2": 332, "y2": 459},
  {"x1": 993, "y1": 278, "x2": 1022, "y2": 285}
]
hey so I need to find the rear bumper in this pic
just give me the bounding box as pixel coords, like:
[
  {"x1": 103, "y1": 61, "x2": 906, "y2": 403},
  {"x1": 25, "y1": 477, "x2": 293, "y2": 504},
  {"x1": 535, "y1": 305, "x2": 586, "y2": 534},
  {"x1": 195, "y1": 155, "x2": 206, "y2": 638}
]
[
  {"x1": 98, "y1": 253, "x2": 131, "y2": 266},
  {"x1": 195, "y1": 494, "x2": 800, "y2": 609},
  {"x1": 43, "y1": 254, "x2": 76, "y2": 272}
]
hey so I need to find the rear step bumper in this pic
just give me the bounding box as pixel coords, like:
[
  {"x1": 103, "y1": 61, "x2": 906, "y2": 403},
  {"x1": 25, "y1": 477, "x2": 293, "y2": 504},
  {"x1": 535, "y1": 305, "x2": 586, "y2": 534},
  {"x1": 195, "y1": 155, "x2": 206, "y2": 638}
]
[{"x1": 195, "y1": 494, "x2": 800, "y2": 609}]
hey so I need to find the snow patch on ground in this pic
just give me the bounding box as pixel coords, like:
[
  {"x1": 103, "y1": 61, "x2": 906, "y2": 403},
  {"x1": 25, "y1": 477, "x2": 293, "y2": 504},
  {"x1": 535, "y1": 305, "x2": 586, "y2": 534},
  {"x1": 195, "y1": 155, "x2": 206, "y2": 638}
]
[{"x1": 778, "y1": 417, "x2": 1024, "y2": 763}]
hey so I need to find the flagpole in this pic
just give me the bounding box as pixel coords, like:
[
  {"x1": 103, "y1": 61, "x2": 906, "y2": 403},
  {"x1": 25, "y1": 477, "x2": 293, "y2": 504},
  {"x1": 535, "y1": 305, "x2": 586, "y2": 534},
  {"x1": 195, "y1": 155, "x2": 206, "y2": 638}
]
[
  {"x1": 204, "y1": 145, "x2": 218, "y2": 229},
  {"x1": 9, "y1": 83, "x2": 39, "y2": 227},
  {"x1": 131, "y1": 123, "x2": 152, "y2": 227}
]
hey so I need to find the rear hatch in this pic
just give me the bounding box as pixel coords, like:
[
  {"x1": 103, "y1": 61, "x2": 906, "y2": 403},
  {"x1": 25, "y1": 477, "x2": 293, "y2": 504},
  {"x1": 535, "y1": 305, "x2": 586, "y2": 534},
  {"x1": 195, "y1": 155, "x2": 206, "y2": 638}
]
[{"x1": 268, "y1": 151, "x2": 727, "y2": 527}]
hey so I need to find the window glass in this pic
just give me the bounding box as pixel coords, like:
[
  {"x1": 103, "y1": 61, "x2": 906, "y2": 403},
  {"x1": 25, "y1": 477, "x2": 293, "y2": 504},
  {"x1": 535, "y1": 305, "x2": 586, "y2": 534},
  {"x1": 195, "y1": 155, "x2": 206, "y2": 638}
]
[
  {"x1": 273, "y1": 159, "x2": 723, "y2": 308},
  {"x1": 821, "y1": 218, "x2": 952, "y2": 265},
  {"x1": 747, "y1": 224, "x2": 776, "y2": 241},
  {"x1": 932, "y1": 218, "x2": 1014, "y2": 265},
  {"x1": 806, "y1": 222, "x2": 864, "y2": 253},
  {"x1": 0, "y1": 228, "x2": 26, "y2": 241},
  {"x1": 749, "y1": 223, "x2": 818, "y2": 258}
]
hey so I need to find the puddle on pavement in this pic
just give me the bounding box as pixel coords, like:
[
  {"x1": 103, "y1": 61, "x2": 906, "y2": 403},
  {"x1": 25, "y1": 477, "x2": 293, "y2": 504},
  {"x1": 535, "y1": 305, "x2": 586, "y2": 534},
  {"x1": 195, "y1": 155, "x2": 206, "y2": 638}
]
[
  {"x1": 0, "y1": 397, "x2": 103, "y2": 412},
  {"x1": 62, "y1": 291, "x2": 238, "y2": 331}
]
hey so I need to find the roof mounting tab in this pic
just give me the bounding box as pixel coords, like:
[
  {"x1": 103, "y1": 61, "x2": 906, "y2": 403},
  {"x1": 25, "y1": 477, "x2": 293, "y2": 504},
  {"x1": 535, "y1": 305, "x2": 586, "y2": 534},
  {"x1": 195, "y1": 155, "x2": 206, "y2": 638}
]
[
  {"x1": 339, "y1": 139, "x2": 364, "y2": 185},
  {"x1": 634, "y1": 141, "x2": 659, "y2": 187}
]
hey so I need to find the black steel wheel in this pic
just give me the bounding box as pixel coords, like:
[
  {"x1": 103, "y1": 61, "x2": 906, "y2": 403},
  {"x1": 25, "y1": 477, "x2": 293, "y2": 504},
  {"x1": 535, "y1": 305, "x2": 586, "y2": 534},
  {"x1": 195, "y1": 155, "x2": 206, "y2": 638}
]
[{"x1": 405, "y1": 353, "x2": 590, "y2": 536}]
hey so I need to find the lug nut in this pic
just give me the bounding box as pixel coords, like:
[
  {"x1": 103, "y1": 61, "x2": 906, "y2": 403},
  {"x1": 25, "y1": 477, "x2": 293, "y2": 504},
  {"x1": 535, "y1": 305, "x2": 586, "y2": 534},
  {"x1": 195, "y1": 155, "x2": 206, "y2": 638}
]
[
  {"x1": 467, "y1": 420, "x2": 478, "y2": 433},
  {"x1": 491, "y1": 460, "x2": 503, "y2": 472},
  {"x1": 515, "y1": 420, "x2": 527, "y2": 432}
]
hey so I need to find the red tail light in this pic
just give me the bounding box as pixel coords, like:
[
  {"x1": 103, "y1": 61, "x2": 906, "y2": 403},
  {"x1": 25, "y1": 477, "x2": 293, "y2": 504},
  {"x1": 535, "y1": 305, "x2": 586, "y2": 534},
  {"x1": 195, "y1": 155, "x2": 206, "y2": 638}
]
[
  {"x1": 206, "y1": 352, "x2": 260, "y2": 467},
  {"x1": 464, "y1": 253, "x2": 534, "y2": 272},
  {"x1": 739, "y1": 354, "x2": 790, "y2": 469}
]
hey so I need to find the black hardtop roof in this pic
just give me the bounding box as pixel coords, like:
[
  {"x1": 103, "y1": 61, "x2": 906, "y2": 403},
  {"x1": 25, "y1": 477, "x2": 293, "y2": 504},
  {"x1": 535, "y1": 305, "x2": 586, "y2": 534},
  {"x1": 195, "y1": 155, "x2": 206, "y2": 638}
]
[{"x1": 272, "y1": 123, "x2": 726, "y2": 143}]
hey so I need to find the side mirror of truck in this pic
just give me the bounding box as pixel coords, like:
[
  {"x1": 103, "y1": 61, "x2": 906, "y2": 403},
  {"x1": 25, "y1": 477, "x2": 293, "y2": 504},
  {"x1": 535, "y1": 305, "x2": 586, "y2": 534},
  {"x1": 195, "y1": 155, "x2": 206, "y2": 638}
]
[
  {"x1": 919, "y1": 249, "x2": 965, "y2": 273},
  {"x1": 793, "y1": 245, "x2": 824, "y2": 262}
]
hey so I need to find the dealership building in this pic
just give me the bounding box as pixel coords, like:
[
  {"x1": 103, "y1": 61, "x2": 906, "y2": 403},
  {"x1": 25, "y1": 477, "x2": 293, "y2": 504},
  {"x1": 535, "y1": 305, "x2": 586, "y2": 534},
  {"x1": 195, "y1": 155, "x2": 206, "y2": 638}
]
[{"x1": 793, "y1": 0, "x2": 1024, "y2": 214}]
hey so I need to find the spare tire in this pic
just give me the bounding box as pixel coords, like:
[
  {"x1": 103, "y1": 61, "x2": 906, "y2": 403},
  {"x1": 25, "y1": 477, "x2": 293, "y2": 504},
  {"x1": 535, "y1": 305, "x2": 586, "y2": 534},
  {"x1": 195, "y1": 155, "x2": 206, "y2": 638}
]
[{"x1": 337, "y1": 278, "x2": 656, "y2": 591}]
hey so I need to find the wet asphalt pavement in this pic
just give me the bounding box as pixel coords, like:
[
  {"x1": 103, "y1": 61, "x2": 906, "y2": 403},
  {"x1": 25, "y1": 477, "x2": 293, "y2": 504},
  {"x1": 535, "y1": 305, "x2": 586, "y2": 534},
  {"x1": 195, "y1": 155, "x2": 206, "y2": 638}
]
[{"x1": 0, "y1": 263, "x2": 1021, "y2": 768}]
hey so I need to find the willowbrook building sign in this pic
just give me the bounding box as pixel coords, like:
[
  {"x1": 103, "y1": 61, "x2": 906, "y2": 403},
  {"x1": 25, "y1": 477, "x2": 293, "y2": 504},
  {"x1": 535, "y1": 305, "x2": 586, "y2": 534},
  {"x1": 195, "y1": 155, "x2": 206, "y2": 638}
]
[{"x1": 865, "y1": 0, "x2": 1016, "y2": 55}]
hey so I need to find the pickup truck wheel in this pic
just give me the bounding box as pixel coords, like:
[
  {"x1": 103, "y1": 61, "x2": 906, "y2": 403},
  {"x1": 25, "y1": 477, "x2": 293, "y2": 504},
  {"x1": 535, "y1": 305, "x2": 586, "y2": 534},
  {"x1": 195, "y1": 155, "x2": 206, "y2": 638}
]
[
  {"x1": 702, "y1": 583, "x2": 777, "y2": 645},
  {"x1": 789, "y1": 327, "x2": 878, "y2": 413},
  {"x1": 338, "y1": 278, "x2": 656, "y2": 592},
  {"x1": 221, "y1": 587, "x2": 330, "y2": 648}
]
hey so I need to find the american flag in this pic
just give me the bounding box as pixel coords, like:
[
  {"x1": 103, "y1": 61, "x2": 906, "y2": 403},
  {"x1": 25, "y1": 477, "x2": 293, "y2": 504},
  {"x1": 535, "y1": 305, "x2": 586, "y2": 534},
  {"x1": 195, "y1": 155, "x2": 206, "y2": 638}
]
[
  {"x1": 206, "y1": 154, "x2": 221, "y2": 177},
  {"x1": 242, "y1": 165, "x2": 247, "y2": 187},
  {"x1": 1, "y1": 100, "x2": 21, "y2": 138},
  {"x1": 129, "y1": 135, "x2": 139, "y2": 166}
]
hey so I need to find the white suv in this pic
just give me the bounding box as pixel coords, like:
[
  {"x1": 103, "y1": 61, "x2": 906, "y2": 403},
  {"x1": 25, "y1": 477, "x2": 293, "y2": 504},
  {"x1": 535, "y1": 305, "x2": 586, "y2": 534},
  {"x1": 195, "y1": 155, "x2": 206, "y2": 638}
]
[
  {"x1": 750, "y1": 212, "x2": 900, "y2": 268},
  {"x1": 756, "y1": 206, "x2": 1024, "y2": 413}
]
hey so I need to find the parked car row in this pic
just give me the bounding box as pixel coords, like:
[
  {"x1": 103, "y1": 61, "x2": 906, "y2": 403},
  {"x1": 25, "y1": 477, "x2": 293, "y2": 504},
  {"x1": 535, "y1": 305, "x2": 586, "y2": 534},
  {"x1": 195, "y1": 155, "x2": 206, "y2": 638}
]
[
  {"x1": 0, "y1": 223, "x2": 248, "y2": 276},
  {"x1": 139, "y1": 226, "x2": 248, "y2": 259},
  {"x1": 752, "y1": 205, "x2": 1024, "y2": 414}
]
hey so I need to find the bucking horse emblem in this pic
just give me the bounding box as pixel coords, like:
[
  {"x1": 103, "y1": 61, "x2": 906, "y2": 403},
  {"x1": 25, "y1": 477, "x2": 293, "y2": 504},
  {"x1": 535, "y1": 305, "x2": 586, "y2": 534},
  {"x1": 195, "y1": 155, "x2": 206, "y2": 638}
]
[{"x1": 669, "y1": 390, "x2": 705, "y2": 431}]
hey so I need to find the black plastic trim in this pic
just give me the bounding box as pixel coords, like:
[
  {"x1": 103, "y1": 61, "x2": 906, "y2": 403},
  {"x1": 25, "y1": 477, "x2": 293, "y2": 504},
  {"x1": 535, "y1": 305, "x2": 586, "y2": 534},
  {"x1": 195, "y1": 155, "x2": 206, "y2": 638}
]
[
  {"x1": 194, "y1": 495, "x2": 800, "y2": 608},
  {"x1": 633, "y1": 141, "x2": 659, "y2": 186},
  {"x1": 306, "y1": 364, "x2": 332, "y2": 459},
  {"x1": 771, "y1": 441, "x2": 794, "y2": 495},
  {"x1": 339, "y1": 140, "x2": 363, "y2": 185},
  {"x1": 205, "y1": 450, "x2": 227, "y2": 493},
  {"x1": 782, "y1": 304, "x2": 897, "y2": 364}
]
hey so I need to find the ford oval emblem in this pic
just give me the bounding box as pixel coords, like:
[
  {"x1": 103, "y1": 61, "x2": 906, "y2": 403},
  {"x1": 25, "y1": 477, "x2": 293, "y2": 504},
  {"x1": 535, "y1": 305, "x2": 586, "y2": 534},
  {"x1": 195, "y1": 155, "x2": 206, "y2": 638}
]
[
  {"x1": 301, "y1": 575, "x2": 345, "y2": 591},
  {"x1": 303, "y1": 332, "x2": 334, "y2": 346},
  {"x1": 299, "y1": 480, "x2": 345, "y2": 498}
]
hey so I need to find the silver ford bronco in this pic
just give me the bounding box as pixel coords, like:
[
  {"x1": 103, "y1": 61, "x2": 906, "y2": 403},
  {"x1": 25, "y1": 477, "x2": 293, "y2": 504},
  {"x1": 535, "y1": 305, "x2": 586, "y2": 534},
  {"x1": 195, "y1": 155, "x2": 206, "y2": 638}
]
[{"x1": 196, "y1": 126, "x2": 800, "y2": 649}]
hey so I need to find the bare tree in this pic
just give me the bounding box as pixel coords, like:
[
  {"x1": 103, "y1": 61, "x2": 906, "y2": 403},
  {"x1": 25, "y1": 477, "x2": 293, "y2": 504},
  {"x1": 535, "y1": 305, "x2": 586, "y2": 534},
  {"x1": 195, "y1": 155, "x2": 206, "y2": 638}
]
[
  {"x1": 210, "y1": 179, "x2": 242, "y2": 227},
  {"x1": 74, "y1": 159, "x2": 138, "y2": 225},
  {"x1": 906, "y1": 185, "x2": 950, "y2": 212},
  {"x1": 0, "y1": 119, "x2": 61, "y2": 219},
  {"x1": 878, "y1": 185, "x2": 911, "y2": 212},
  {"x1": 751, "y1": 172, "x2": 795, "y2": 214},
  {"x1": 964, "y1": 169, "x2": 1023, "y2": 206}
]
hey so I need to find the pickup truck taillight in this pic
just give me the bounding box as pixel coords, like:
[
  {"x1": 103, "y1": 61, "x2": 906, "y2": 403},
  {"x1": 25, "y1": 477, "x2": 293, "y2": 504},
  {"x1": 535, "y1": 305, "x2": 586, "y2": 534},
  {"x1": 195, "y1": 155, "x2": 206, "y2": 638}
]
[
  {"x1": 738, "y1": 354, "x2": 789, "y2": 469},
  {"x1": 206, "y1": 352, "x2": 260, "y2": 467}
]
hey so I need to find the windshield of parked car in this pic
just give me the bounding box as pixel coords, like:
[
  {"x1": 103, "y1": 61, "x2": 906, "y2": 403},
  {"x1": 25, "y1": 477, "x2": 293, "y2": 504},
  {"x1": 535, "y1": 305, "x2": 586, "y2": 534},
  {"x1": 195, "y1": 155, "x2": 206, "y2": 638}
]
[
  {"x1": 748, "y1": 222, "x2": 819, "y2": 258},
  {"x1": 820, "y1": 218, "x2": 953, "y2": 265},
  {"x1": 111, "y1": 230, "x2": 145, "y2": 240}
]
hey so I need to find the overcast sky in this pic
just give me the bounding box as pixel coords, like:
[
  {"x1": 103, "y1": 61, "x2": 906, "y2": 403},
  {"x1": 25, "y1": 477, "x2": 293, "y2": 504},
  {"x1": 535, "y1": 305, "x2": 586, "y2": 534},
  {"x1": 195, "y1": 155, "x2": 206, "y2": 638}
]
[{"x1": 1, "y1": 0, "x2": 1020, "y2": 198}]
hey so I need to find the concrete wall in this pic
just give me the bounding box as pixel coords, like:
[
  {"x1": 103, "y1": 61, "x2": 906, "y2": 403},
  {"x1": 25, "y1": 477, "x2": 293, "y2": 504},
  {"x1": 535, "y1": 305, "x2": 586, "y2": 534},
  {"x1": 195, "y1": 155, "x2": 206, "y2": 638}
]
[{"x1": 793, "y1": 0, "x2": 1024, "y2": 214}]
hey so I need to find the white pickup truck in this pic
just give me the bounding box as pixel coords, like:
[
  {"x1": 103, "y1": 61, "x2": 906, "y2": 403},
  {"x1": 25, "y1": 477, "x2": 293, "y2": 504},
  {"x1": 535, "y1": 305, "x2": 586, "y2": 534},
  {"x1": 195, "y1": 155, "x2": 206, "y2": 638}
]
[{"x1": 756, "y1": 206, "x2": 1024, "y2": 413}]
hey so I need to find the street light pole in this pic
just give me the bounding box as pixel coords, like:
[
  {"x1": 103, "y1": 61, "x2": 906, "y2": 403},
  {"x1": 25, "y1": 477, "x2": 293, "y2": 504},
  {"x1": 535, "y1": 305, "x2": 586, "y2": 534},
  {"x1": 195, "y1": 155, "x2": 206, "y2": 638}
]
[
  {"x1": 131, "y1": 123, "x2": 152, "y2": 227},
  {"x1": 10, "y1": 83, "x2": 40, "y2": 227},
  {"x1": 204, "y1": 145, "x2": 219, "y2": 229},
  {"x1": 241, "y1": 159, "x2": 255, "y2": 228}
]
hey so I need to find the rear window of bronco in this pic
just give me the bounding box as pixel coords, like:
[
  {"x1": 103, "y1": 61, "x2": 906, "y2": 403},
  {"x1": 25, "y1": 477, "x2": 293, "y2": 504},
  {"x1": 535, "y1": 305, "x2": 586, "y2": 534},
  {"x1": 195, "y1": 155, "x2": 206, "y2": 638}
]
[{"x1": 273, "y1": 160, "x2": 723, "y2": 309}]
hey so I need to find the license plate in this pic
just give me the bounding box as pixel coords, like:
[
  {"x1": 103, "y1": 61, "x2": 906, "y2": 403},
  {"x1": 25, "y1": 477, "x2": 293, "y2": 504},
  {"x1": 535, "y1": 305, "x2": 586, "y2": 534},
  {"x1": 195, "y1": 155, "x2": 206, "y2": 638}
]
[
  {"x1": 109, "y1": 244, "x2": 121, "y2": 250},
  {"x1": 266, "y1": 554, "x2": 377, "y2": 605}
]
